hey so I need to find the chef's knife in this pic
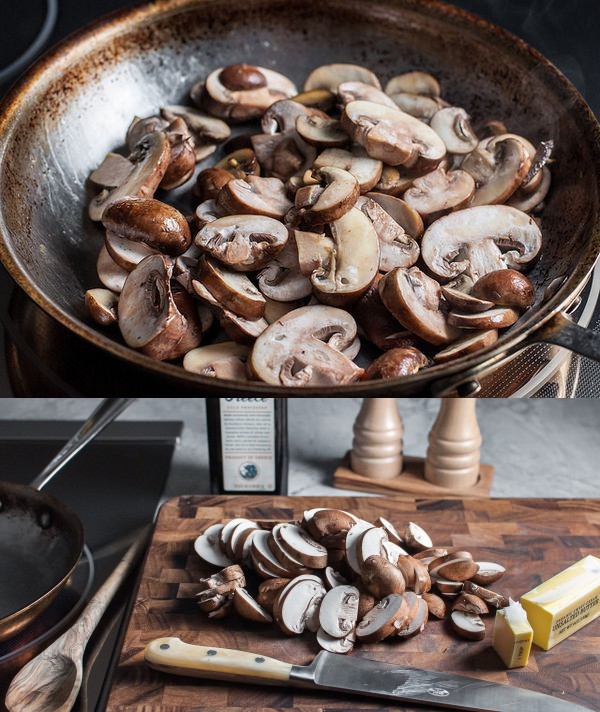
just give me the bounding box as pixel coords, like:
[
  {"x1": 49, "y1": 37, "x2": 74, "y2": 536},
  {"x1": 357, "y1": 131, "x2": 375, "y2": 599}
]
[{"x1": 145, "y1": 637, "x2": 592, "y2": 711}]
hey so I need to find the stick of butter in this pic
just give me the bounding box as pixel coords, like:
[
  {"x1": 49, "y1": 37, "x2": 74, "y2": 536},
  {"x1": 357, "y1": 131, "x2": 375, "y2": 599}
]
[
  {"x1": 520, "y1": 555, "x2": 600, "y2": 650},
  {"x1": 492, "y1": 599, "x2": 533, "y2": 668}
]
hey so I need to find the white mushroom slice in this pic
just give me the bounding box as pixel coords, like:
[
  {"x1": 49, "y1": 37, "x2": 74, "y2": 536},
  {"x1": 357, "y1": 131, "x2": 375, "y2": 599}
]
[
  {"x1": 367, "y1": 192, "x2": 424, "y2": 238},
  {"x1": 294, "y1": 229, "x2": 334, "y2": 276},
  {"x1": 385, "y1": 72, "x2": 441, "y2": 98},
  {"x1": 373, "y1": 165, "x2": 413, "y2": 195},
  {"x1": 313, "y1": 147, "x2": 382, "y2": 194},
  {"x1": 382, "y1": 540, "x2": 408, "y2": 564},
  {"x1": 198, "y1": 255, "x2": 265, "y2": 320},
  {"x1": 118, "y1": 254, "x2": 189, "y2": 361},
  {"x1": 161, "y1": 105, "x2": 230, "y2": 158},
  {"x1": 218, "y1": 518, "x2": 257, "y2": 557},
  {"x1": 388, "y1": 93, "x2": 443, "y2": 122},
  {"x1": 462, "y1": 136, "x2": 530, "y2": 206},
  {"x1": 295, "y1": 114, "x2": 348, "y2": 148},
  {"x1": 194, "y1": 524, "x2": 234, "y2": 568},
  {"x1": 356, "y1": 527, "x2": 388, "y2": 568},
  {"x1": 184, "y1": 343, "x2": 250, "y2": 380},
  {"x1": 276, "y1": 523, "x2": 328, "y2": 568},
  {"x1": 202, "y1": 64, "x2": 297, "y2": 121},
  {"x1": 195, "y1": 214, "x2": 288, "y2": 272},
  {"x1": 450, "y1": 610, "x2": 486, "y2": 640},
  {"x1": 345, "y1": 522, "x2": 374, "y2": 576},
  {"x1": 403, "y1": 522, "x2": 433, "y2": 551},
  {"x1": 441, "y1": 286, "x2": 494, "y2": 313},
  {"x1": 274, "y1": 575, "x2": 326, "y2": 635},
  {"x1": 434, "y1": 577, "x2": 464, "y2": 596},
  {"x1": 317, "y1": 626, "x2": 355, "y2": 654},
  {"x1": 433, "y1": 330, "x2": 498, "y2": 363},
  {"x1": 258, "y1": 237, "x2": 312, "y2": 302},
  {"x1": 296, "y1": 166, "x2": 360, "y2": 226},
  {"x1": 195, "y1": 199, "x2": 225, "y2": 229},
  {"x1": 379, "y1": 267, "x2": 460, "y2": 346},
  {"x1": 430, "y1": 107, "x2": 479, "y2": 154},
  {"x1": 342, "y1": 101, "x2": 446, "y2": 167},
  {"x1": 269, "y1": 526, "x2": 313, "y2": 574},
  {"x1": 375, "y1": 517, "x2": 403, "y2": 545},
  {"x1": 421, "y1": 205, "x2": 542, "y2": 281},
  {"x1": 448, "y1": 307, "x2": 519, "y2": 330},
  {"x1": 304, "y1": 63, "x2": 381, "y2": 92},
  {"x1": 218, "y1": 175, "x2": 293, "y2": 220},
  {"x1": 226, "y1": 520, "x2": 261, "y2": 561},
  {"x1": 508, "y1": 166, "x2": 551, "y2": 212},
  {"x1": 319, "y1": 585, "x2": 359, "y2": 638},
  {"x1": 324, "y1": 567, "x2": 349, "y2": 589},
  {"x1": 355, "y1": 594, "x2": 410, "y2": 643},
  {"x1": 337, "y1": 81, "x2": 397, "y2": 108},
  {"x1": 470, "y1": 562, "x2": 506, "y2": 586},
  {"x1": 403, "y1": 166, "x2": 475, "y2": 217},
  {"x1": 85, "y1": 288, "x2": 118, "y2": 326},
  {"x1": 397, "y1": 597, "x2": 428, "y2": 638},
  {"x1": 89, "y1": 132, "x2": 170, "y2": 221},
  {"x1": 261, "y1": 99, "x2": 313, "y2": 134},
  {"x1": 96, "y1": 246, "x2": 128, "y2": 293},
  {"x1": 356, "y1": 196, "x2": 419, "y2": 271},
  {"x1": 89, "y1": 152, "x2": 134, "y2": 188},
  {"x1": 104, "y1": 231, "x2": 156, "y2": 272},
  {"x1": 251, "y1": 530, "x2": 298, "y2": 578}
]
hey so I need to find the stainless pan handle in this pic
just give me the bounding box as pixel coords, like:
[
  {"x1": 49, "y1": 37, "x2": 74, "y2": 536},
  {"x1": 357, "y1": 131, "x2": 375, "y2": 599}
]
[{"x1": 30, "y1": 398, "x2": 135, "y2": 491}]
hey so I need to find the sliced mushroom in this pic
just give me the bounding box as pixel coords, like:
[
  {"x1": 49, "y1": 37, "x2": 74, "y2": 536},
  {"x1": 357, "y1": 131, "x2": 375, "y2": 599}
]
[
  {"x1": 342, "y1": 100, "x2": 446, "y2": 167},
  {"x1": 450, "y1": 610, "x2": 486, "y2": 640},
  {"x1": 232, "y1": 588, "x2": 272, "y2": 623},
  {"x1": 195, "y1": 199, "x2": 226, "y2": 229},
  {"x1": 508, "y1": 167, "x2": 551, "y2": 212},
  {"x1": 268, "y1": 527, "x2": 313, "y2": 575},
  {"x1": 355, "y1": 593, "x2": 411, "y2": 643},
  {"x1": 194, "y1": 167, "x2": 235, "y2": 203},
  {"x1": 397, "y1": 596, "x2": 428, "y2": 638},
  {"x1": 403, "y1": 522, "x2": 433, "y2": 551},
  {"x1": 256, "y1": 578, "x2": 291, "y2": 613},
  {"x1": 251, "y1": 530, "x2": 300, "y2": 578},
  {"x1": 355, "y1": 196, "x2": 419, "y2": 271},
  {"x1": 452, "y1": 592, "x2": 489, "y2": 616},
  {"x1": 306, "y1": 510, "x2": 356, "y2": 549},
  {"x1": 385, "y1": 72, "x2": 441, "y2": 98},
  {"x1": 89, "y1": 131, "x2": 170, "y2": 221},
  {"x1": 295, "y1": 114, "x2": 349, "y2": 148},
  {"x1": 96, "y1": 245, "x2": 128, "y2": 293},
  {"x1": 160, "y1": 116, "x2": 197, "y2": 189},
  {"x1": 316, "y1": 626, "x2": 356, "y2": 654},
  {"x1": 462, "y1": 136, "x2": 530, "y2": 206},
  {"x1": 388, "y1": 93, "x2": 444, "y2": 122},
  {"x1": 161, "y1": 105, "x2": 231, "y2": 160},
  {"x1": 195, "y1": 214, "x2": 288, "y2": 271},
  {"x1": 313, "y1": 147, "x2": 382, "y2": 193},
  {"x1": 201, "y1": 64, "x2": 297, "y2": 121},
  {"x1": 104, "y1": 231, "x2": 157, "y2": 272},
  {"x1": 373, "y1": 165, "x2": 414, "y2": 195},
  {"x1": 403, "y1": 165, "x2": 475, "y2": 217},
  {"x1": 310, "y1": 207, "x2": 379, "y2": 306},
  {"x1": 218, "y1": 175, "x2": 293, "y2": 219},
  {"x1": 215, "y1": 148, "x2": 261, "y2": 178},
  {"x1": 258, "y1": 235, "x2": 312, "y2": 302},
  {"x1": 292, "y1": 89, "x2": 337, "y2": 111},
  {"x1": 275, "y1": 524, "x2": 328, "y2": 568},
  {"x1": 198, "y1": 255, "x2": 266, "y2": 319},
  {"x1": 171, "y1": 287, "x2": 203, "y2": 354},
  {"x1": 379, "y1": 267, "x2": 460, "y2": 345},
  {"x1": 273, "y1": 575, "x2": 326, "y2": 635},
  {"x1": 421, "y1": 205, "x2": 542, "y2": 282},
  {"x1": 521, "y1": 139, "x2": 553, "y2": 193},
  {"x1": 361, "y1": 555, "x2": 407, "y2": 598},
  {"x1": 194, "y1": 523, "x2": 234, "y2": 568},
  {"x1": 463, "y1": 581, "x2": 509, "y2": 609},
  {"x1": 85, "y1": 288, "x2": 118, "y2": 326},
  {"x1": 125, "y1": 115, "x2": 169, "y2": 149},
  {"x1": 262, "y1": 99, "x2": 315, "y2": 134},
  {"x1": 337, "y1": 81, "x2": 397, "y2": 108},
  {"x1": 319, "y1": 585, "x2": 359, "y2": 639},
  {"x1": 448, "y1": 306, "x2": 519, "y2": 330},
  {"x1": 262, "y1": 296, "x2": 307, "y2": 323},
  {"x1": 295, "y1": 166, "x2": 360, "y2": 226},
  {"x1": 251, "y1": 132, "x2": 316, "y2": 181},
  {"x1": 363, "y1": 347, "x2": 428, "y2": 380},
  {"x1": 250, "y1": 305, "x2": 363, "y2": 386},
  {"x1": 430, "y1": 107, "x2": 479, "y2": 154},
  {"x1": 304, "y1": 63, "x2": 381, "y2": 92},
  {"x1": 471, "y1": 269, "x2": 535, "y2": 308},
  {"x1": 89, "y1": 152, "x2": 135, "y2": 188},
  {"x1": 183, "y1": 342, "x2": 250, "y2": 380},
  {"x1": 433, "y1": 330, "x2": 498, "y2": 363},
  {"x1": 366, "y1": 192, "x2": 424, "y2": 238},
  {"x1": 102, "y1": 198, "x2": 191, "y2": 256},
  {"x1": 422, "y1": 592, "x2": 446, "y2": 619},
  {"x1": 441, "y1": 286, "x2": 494, "y2": 313}
]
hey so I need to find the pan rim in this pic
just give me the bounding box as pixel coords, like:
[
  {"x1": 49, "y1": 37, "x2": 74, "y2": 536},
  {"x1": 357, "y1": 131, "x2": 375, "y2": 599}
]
[{"x1": 0, "y1": 0, "x2": 599, "y2": 394}]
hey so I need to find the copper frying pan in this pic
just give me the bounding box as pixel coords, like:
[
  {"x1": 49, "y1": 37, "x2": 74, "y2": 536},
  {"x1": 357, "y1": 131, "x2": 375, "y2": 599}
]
[{"x1": 0, "y1": 0, "x2": 599, "y2": 395}]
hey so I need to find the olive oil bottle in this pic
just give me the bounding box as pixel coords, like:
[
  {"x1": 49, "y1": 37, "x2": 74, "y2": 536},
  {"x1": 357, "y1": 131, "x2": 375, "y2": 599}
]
[{"x1": 206, "y1": 398, "x2": 288, "y2": 494}]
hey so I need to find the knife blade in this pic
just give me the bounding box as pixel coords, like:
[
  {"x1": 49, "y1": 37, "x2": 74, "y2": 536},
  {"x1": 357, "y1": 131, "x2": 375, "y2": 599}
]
[{"x1": 145, "y1": 637, "x2": 592, "y2": 711}]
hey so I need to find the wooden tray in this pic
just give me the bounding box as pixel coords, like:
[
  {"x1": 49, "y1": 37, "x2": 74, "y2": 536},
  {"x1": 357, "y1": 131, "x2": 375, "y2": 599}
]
[{"x1": 104, "y1": 495, "x2": 600, "y2": 711}]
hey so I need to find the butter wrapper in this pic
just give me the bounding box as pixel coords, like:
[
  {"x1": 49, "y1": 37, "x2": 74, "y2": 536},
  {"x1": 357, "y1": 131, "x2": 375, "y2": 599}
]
[{"x1": 520, "y1": 555, "x2": 600, "y2": 650}]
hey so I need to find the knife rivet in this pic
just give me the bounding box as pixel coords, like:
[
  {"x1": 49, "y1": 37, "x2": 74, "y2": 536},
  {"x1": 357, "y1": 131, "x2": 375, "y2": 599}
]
[
  {"x1": 255, "y1": 657, "x2": 265, "y2": 663},
  {"x1": 160, "y1": 644, "x2": 170, "y2": 650},
  {"x1": 207, "y1": 649, "x2": 217, "y2": 656}
]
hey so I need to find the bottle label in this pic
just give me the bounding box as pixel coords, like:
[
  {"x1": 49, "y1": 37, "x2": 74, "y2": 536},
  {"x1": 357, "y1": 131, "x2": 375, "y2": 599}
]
[{"x1": 220, "y1": 398, "x2": 276, "y2": 491}]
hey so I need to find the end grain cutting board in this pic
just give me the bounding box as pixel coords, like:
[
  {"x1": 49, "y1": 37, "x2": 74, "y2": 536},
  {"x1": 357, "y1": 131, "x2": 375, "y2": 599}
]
[{"x1": 104, "y1": 495, "x2": 600, "y2": 711}]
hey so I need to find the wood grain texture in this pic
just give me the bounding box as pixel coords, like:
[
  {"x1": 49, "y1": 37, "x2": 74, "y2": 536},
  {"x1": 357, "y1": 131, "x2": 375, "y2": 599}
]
[{"x1": 105, "y1": 496, "x2": 600, "y2": 711}]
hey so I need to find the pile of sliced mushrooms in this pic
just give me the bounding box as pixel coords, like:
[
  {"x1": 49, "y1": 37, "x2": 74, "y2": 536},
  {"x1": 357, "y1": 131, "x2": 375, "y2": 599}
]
[
  {"x1": 194, "y1": 509, "x2": 510, "y2": 652},
  {"x1": 86, "y1": 62, "x2": 552, "y2": 385}
]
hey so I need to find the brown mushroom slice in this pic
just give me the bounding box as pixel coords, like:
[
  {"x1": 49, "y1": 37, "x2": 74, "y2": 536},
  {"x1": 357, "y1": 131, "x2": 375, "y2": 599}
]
[
  {"x1": 361, "y1": 555, "x2": 406, "y2": 598},
  {"x1": 250, "y1": 305, "x2": 363, "y2": 386},
  {"x1": 232, "y1": 588, "x2": 272, "y2": 623},
  {"x1": 310, "y1": 207, "x2": 380, "y2": 306},
  {"x1": 373, "y1": 165, "x2": 413, "y2": 195},
  {"x1": 520, "y1": 139, "x2": 553, "y2": 193},
  {"x1": 291, "y1": 89, "x2": 337, "y2": 111},
  {"x1": 441, "y1": 286, "x2": 494, "y2": 313},
  {"x1": 96, "y1": 246, "x2": 129, "y2": 294},
  {"x1": 450, "y1": 610, "x2": 486, "y2": 640},
  {"x1": 195, "y1": 214, "x2": 288, "y2": 272},
  {"x1": 304, "y1": 63, "x2": 381, "y2": 92},
  {"x1": 463, "y1": 581, "x2": 508, "y2": 608},
  {"x1": 471, "y1": 269, "x2": 535, "y2": 309},
  {"x1": 337, "y1": 81, "x2": 397, "y2": 108},
  {"x1": 367, "y1": 192, "x2": 424, "y2": 238},
  {"x1": 363, "y1": 347, "x2": 428, "y2": 380},
  {"x1": 198, "y1": 255, "x2": 266, "y2": 319},
  {"x1": 319, "y1": 585, "x2": 359, "y2": 638},
  {"x1": 421, "y1": 205, "x2": 542, "y2": 282},
  {"x1": 104, "y1": 231, "x2": 157, "y2": 272},
  {"x1": 85, "y1": 288, "x2": 118, "y2": 326},
  {"x1": 218, "y1": 175, "x2": 293, "y2": 219},
  {"x1": 252, "y1": 132, "x2": 316, "y2": 182},
  {"x1": 161, "y1": 105, "x2": 231, "y2": 160},
  {"x1": 215, "y1": 148, "x2": 261, "y2": 178},
  {"x1": 356, "y1": 593, "x2": 411, "y2": 643},
  {"x1": 194, "y1": 524, "x2": 235, "y2": 568},
  {"x1": 313, "y1": 148, "x2": 382, "y2": 194},
  {"x1": 379, "y1": 267, "x2": 460, "y2": 346},
  {"x1": 202, "y1": 64, "x2": 297, "y2": 121},
  {"x1": 356, "y1": 528, "x2": 388, "y2": 568},
  {"x1": 388, "y1": 93, "x2": 443, "y2": 122},
  {"x1": 296, "y1": 166, "x2": 360, "y2": 226},
  {"x1": 195, "y1": 167, "x2": 235, "y2": 203},
  {"x1": 385, "y1": 72, "x2": 441, "y2": 98},
  {"x1": 508, "y1": 166, "x2": 551, "y2": 213},
  {"x1": 261, "y1": 99, "x2": 315, "y2": 134},
  {"x1": 448, "y1": 306, "x2": 519, "y2": 330},
  {"x1": 89, "y1": 131, "x2": 170, "y2": 221},
  {"x1": 462, "y1": 137, "x2": 530, "y2": 206},
  {"x1": 275, "y1": 523, "x2": 327, "y2": 568},
  {"x1": 403, "y1": 166, "x2": 475, "y2": 217},
  {"x1": 195, "y1": 199, "x2": 226, "y2": 229},
  {"x1": 158, "y1": 116, "x2": 197, "y2": 189},
  {"x1": 258, "y1": 237, "x2": 312, "y2": 302},
  {"x1": 295, "y1": 114, "x2": 349, "y2": 148},
  {"x1": 342, "y1": 101, "x2": 446, "y2": 167},
  {"x1": 183, "y1": 342, "x2": 250, "y2": 380},
  {"x1": 103, "y1": 198, "x2": 191, "y2": 256},
  {"x1": 294, "y1": 229, "x2": 334, "y2": 276},
  {"x1": 433, "y1": 330, "x2": 498, "y2": 363},
  {"x1": 273, "y1": 574, "x2": 326, "y2": 633},
  {"x1": 356, "y1": 196, "x2": 419, "y2": 271},
  {"x1": 430, "y1": 107, "x2": 479, "y2": 154},
  {"x1": 89, "y1": 152, "x2": 135, "y2": 188}
]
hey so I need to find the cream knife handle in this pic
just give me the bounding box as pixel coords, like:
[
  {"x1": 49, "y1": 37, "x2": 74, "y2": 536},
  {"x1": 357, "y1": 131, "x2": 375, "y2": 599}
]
[{"x1": 145, "y1": 637, "x2": 293, "y2": 685}]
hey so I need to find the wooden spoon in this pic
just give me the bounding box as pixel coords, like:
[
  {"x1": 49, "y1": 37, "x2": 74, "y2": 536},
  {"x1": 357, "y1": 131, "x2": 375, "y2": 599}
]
[{"x1": 5, "y1": 528, "x2": 150, "y2": 712}]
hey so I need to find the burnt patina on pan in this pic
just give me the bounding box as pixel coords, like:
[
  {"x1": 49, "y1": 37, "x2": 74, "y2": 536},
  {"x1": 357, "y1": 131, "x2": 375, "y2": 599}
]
[{"x1": 0, "y1": 0, "x2": 599, "y2": 395}]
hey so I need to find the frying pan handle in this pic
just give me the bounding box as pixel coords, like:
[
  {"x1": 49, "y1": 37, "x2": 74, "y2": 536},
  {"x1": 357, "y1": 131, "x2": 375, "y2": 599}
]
[{"x1": 30, "y1": 398, "x2": 135, "y2": 491}]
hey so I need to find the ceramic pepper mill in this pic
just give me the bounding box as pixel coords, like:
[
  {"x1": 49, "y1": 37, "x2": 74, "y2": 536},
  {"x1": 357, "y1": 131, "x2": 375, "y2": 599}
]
[
  {"x1": 350, "y1": 398, "x2": 403, "y2": 480},
  {"x1": 425, "y1": 399, "x2": 481, "y2": 488}
]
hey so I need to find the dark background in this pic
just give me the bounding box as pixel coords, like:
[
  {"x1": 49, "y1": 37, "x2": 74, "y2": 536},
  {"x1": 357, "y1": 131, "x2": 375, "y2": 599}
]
[{"x1": 1, "y1": 0, "x2": 600, "y2": 116}]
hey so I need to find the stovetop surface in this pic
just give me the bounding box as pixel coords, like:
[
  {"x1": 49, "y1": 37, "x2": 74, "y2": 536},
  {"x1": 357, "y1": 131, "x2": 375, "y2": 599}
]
[{"x1": 1, "y1": 0, "x2": 600, "y2": 396}]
